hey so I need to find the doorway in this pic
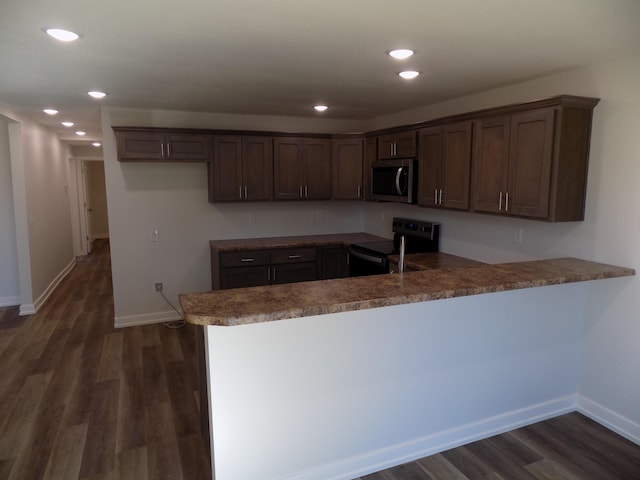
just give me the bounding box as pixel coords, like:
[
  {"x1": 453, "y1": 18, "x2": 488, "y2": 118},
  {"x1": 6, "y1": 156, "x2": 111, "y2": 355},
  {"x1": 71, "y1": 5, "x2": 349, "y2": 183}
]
[{"x1": 70, "y1": 157, "x2": 109, "y2": 256}]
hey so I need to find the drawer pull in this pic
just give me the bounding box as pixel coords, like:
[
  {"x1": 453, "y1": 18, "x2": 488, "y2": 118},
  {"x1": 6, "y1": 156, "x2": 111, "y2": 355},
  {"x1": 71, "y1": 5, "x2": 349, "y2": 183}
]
[
  {"x1": 240, "y1": 258, "x2": 255, "y2": 262},
  {"x1": 288, "y1": 255, "x2": 302, "y2": 259}
]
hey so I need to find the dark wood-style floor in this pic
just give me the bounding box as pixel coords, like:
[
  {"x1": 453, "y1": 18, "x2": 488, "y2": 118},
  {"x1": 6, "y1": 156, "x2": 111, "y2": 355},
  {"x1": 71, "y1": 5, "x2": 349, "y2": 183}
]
[{"x1": 1, "y1": 239, "x2": 639, "y2": 479}]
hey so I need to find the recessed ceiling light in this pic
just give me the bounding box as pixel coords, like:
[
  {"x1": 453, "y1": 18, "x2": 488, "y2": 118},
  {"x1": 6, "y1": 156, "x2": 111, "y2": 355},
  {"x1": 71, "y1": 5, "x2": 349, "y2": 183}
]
[
  {"x1": 75, "y1": 131, "x2": 86, "y2": 136},
  {"x1": 389, "y1": 49, "x2": 414, "y2": 60},
  {"x1": 399, "y1": 70, "x2": 420, "y2": 79},
  {"x1": 45, "y1": 28, "x2": 80, "y2": 42},
  {"x1": 92, "y1": 142, "x2": 102, "y2": 147},
  {"x1": 43, "y1": 108, "x2": 58, "y2": 115},
  {"x1": 61, "y1": 121, "x2": 74, "y2": 127},
  {"x1": 314, "y1": 105, "x2": 328, "y2": 112},
  {"x1": 88, "y1": 91, "x2": 107, "y2": 99}
]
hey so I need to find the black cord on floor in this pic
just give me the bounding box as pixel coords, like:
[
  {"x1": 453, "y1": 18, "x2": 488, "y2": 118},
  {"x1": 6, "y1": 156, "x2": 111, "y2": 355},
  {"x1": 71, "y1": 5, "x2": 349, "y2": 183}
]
[{"x1": 158, "y1": 289, "x2": 186, "y2": 329}]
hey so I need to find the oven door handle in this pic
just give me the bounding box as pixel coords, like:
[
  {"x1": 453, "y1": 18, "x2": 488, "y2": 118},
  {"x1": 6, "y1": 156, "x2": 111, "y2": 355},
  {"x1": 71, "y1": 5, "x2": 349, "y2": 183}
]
[{"x1": 348, "y1": 248, "x2": 386, "y2": 265}]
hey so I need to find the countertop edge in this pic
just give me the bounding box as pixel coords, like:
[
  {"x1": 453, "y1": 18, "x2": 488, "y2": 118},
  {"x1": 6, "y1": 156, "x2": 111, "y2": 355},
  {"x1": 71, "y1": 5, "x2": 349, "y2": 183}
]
[{"x1": 180, "y1": 258, "x2": 635, "y2": 327}]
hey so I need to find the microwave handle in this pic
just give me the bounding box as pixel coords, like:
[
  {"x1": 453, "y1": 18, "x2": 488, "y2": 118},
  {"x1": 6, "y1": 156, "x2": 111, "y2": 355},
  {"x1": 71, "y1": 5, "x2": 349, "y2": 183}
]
[{"x1": 395, "y1": 167, "x2": 405, "y2": 196}]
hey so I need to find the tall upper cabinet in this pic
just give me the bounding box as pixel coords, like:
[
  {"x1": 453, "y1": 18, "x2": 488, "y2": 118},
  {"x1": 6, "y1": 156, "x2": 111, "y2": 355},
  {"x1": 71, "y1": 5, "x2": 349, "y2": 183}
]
[
  {"x1": 273, "y1": 137, "x2": 331, "y2": 200},
  {"x1": 332, "y1": 136, "x2": 364, "y2": 200},
  {"x1": 417, "y1": 121, "x2": 472, "y2": 210},
  {"x1": 470, "y1": 96, "x2": 599, "y2": 221},
  {"x1": 210, "y1": 135, "x2": 273, "y2": 202}
]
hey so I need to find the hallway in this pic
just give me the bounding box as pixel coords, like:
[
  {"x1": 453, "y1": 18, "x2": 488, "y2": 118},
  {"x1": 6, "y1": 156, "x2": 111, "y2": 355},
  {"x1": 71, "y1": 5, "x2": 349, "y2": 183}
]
[{"x1": 0, "y1": 240, "x2": 211, "y2": 479}]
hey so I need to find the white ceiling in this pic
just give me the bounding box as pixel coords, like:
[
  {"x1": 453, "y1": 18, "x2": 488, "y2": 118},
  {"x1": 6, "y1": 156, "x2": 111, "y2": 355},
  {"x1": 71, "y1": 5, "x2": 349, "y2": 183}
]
[{"x1": 1, "y1": 0, "x2": 640, "y2": 146}]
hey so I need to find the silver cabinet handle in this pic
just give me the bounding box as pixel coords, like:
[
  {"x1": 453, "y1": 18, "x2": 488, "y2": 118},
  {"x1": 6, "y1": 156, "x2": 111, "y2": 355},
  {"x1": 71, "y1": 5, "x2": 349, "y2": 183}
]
[
  {"x1": 357, "y1": 185, "x2": 361, "y2": 198},
  {"x1": 305, "y1": 185, "x2": 308, "y2": 198},
  {"x1": 240, "y1": 258, "x2": 254, "y2": 262},
  {"x1": 272, "y1": 267, "x2": 276, "y2": 282},
  {"x1": 434, "y1": 188, "x2": 438, "y2": 204},
  {"x1": 268, "y1": 267, "x2": 271, "y2": 281},
  {"x1": 499, "y1": 192, "x2": 503, "y2": 211},
  {"x1": 244, "y1": 186, "x2": 248, "y2": 199},
  {"x1": 166, "y1": 143, "x2": 171, "y2": 157},
  {"x1": 239, "y1": 186, "x2": 243, "y2": 199},
  {"x1": 299, "y1": 185, "x2": 303, "y2": 198},
  {"x1": 505, "y1": 192, "x2": 510, "y2": 212},
  {"x1": 288, "y1": 254, "x2": 301, "y2": 259},
  {"x1": 160, "y1": 143, "x2": 165, "y2": 158},
  {"x1": 439, "y1": 189, "x2": 443, "y2": 205}
]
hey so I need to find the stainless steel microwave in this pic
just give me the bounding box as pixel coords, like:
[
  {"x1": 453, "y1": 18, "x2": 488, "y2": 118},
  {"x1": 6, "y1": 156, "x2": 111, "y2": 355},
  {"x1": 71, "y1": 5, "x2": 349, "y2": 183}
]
[{"x1": 370, "y1": 158, "x2": 417, "y2": 204}]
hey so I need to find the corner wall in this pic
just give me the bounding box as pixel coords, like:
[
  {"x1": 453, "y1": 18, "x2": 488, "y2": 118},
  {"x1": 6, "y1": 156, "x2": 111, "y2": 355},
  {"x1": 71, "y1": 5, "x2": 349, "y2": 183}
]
[
  {"x1": 0, "y1": 116, "x2": 20, "y2": 306},
  {"x1": 0, "y1": 108, "x2": 75, "y2": 314}
]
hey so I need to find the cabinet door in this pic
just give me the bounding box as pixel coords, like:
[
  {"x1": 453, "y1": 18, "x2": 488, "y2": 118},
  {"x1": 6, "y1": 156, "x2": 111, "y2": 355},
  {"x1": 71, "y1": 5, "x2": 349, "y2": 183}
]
[
  {"x1": 318, "y1": 246, "x2": 349, "y2": 279},
  {"x1": 272, "y1": 262, "x2": 317, "y2": 285},
  {"x1": 273, "y1": 138, "x2": 304, "y2": 200},
  {"x1": 507, "y1": 108, "x2": 554, "y2": 218},
  {"x1": 417, "y1": 126, "x2": 443, "y2": 207},
  {"x1": 220, "y1": 266, "x2": 270, "y2": 289},
  {"x1": 394, "y1": 131, "x2": 417, "y2": 158},
  {"x1": 332, "y1": 138, "x2": 363, "y2": 200},
  {"x1": 243, "y1": 136, "x2": 273, "y2": 201},
  {"x1": 363, "y1": 137, "x2": 377, "y2": 200},
  {"x1": 471, "y1": 116, "x2": 510, "y2": 214},
  {"x1": 377, "y1": 134, "x2": 396, "y2": 160},
  {"x1": 165, "y1": 134, "x2": 211, "y2": 161},
  {"x1": 211, "y1": 135, "x2": 243, "y2": 202},
  {"x1": 441, "y1": 121, "x2": 472, "y2": 210},
  {"x1": 116, "y1": 131, "x2": 165, "y2": 161},
  {"x1": 304, "y1": 139, "x2": 331, "y2": 200}
]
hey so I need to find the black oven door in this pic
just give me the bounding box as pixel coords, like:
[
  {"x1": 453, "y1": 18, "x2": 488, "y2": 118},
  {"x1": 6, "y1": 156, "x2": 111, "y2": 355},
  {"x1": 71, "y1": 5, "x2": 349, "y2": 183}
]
[{"x1": 348, "y1": 247, "x2": 389, "y2": 276}]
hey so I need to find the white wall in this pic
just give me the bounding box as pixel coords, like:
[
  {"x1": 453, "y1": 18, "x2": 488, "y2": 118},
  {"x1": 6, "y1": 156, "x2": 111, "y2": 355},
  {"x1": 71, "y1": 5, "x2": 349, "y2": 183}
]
[
  {"x1": 206, "y1": 282, "x2": 589, "y2": 479},
  {"x1": 100, "y1": 108, "x2": 367, "y2": 326},
  {"x1": 362, "y1": 53, "x2": 640, "y2": 438},
  {"x1": 0, "y1": 116, "x2": 20, "y2": 306},
  {"x1": 0, "y1": 108, "x2": 75, "y2": 313}
]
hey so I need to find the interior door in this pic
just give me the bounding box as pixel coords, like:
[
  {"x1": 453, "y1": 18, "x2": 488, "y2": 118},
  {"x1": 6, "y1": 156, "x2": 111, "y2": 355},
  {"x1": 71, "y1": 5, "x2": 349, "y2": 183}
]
[{"x1": 81, "y1": 161, "x2": 93, "y2": 253}]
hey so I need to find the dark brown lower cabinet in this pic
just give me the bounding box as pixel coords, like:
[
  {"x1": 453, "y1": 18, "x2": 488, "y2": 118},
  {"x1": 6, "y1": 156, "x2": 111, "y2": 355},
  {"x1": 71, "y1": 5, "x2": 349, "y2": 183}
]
[{"x1": 318, "y1": 246, "x2": 349, "y2": 279}]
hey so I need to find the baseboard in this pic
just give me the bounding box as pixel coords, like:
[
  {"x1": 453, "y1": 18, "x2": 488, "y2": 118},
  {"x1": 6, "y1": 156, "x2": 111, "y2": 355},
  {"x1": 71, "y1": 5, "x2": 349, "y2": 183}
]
[
  {"x1": 114, "y1": 310, "x2": 183, "y2": 328},
  {"x1": 19, "y1": 304, "x2": 36, "y2": 315},
  {"x1": 577, "y1": 395, "x2": 640, "y2": 445},
  {"x1": 0, "y1": 296, "x2": 20, "y2": 307},
  {"x1": 285, "y1": 395, "x2": 577, "y2": 480},
  {"x1": 19, "y1": 257, "x2": 76, "y2": 316}
]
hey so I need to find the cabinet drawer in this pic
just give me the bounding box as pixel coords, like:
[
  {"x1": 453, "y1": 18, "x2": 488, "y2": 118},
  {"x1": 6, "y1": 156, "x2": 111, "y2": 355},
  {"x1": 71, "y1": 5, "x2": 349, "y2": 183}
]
[
  {"x1": 270, "y1": 247, "x2": 317, "y2": 264},
  {"x1": 220, "y1": 250, "x2": 270, "y2": 267}
]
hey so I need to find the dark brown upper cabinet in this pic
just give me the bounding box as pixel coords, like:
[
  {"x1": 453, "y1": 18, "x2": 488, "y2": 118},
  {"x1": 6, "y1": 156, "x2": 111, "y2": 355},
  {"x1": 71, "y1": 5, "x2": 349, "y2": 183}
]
[
  {"x1": 471, "y1": 97, "x2": 598, "y2": 221},
  {"x1": 210, "y1": 135, "x2": 273, "y2": 202},
  {"x1": 114, "y1": 128, "x2": 211, "y2": 162},
  {"x1": 332, "y1": 137, "x2": 364, "y2": 200},
  {"x1": 417, "y1": 121, "x2": 472, "y2": 210},
  {"x1": 377, "y1": 131, "x2": 417, "y2": 160},
  {"x1": 273, "y1": 137, "x2": 331, "y2": 200}
]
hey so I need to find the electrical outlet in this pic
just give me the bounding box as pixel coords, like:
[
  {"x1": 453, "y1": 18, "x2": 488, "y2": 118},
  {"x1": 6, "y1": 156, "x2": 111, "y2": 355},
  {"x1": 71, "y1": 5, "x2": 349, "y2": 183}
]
[
  {"x1": 152, "y1": 229, "x2": 160, "y2": 242},
  {"x1": 155, "y1": 282, "x2": 163, "y2": 292},
  {"x1": 513, "y1": 227, "x2": 524, "y2": 244}
]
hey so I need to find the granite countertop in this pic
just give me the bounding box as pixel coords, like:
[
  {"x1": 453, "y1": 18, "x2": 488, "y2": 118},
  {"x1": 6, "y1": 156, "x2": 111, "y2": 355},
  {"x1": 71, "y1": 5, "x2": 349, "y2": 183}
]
[
  {"x1": 389, "y1": 252, "x2": 485, "y2": 272},
  {"x1": 180, "y1": 257, "x2": 635, "y2": 327},
  {"x1": 210, "y1": 232, "x2": 388, "y2": 251}
]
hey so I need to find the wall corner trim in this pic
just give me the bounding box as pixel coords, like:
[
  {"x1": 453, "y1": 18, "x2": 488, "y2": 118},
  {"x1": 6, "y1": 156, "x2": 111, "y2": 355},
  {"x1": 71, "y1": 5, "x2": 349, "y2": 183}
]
[
  {"x1": 22, "y1": 257, "x2": 76, "y2": 316},
  {"x1": 578, "y1": 395, "x2": 640, "y2": 445}
]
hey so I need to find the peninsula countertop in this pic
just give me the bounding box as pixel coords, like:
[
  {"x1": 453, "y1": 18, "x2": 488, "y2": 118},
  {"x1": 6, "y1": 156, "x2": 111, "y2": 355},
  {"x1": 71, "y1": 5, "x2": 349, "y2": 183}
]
[{"x1": 180, "y1": 257, "x2": 635, "y2": 327}]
